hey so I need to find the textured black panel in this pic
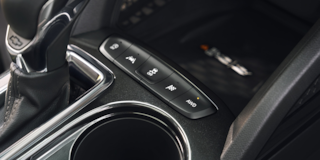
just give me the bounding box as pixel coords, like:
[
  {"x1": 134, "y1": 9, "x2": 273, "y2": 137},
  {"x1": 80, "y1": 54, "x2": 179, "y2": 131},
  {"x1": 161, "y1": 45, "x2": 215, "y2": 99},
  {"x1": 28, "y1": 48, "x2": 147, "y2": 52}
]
[{"x1": 146, "y1": 10, "x2": 302, "y2": 116}]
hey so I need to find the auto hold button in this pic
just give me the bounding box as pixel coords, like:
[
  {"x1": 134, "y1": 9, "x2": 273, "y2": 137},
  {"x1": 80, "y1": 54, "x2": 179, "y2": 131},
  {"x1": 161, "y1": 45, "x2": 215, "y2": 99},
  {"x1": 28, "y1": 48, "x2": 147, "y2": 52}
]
[
  {"x1": 100, "y1": 35, "x2": 132, "y2": 61},
  {"x1": 136, "y1": 57, "x2": 173, "y2": 84},
  {"x1": 115, "y1": 45, "x2": 150, "y2": 74},
  {"x1": 170, "y1": 88, "x2": 217, "y2": 119}
]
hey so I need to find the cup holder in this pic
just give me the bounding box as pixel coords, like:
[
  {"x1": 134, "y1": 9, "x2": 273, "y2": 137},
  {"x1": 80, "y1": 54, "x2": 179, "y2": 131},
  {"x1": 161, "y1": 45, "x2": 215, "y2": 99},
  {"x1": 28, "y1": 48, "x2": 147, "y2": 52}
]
[
  {"x1": 69, "y1": 102, "x2": 189, "y2": 160},
  {"x1": 72, "y1": 118, "x2": 182, "y2": 160}
]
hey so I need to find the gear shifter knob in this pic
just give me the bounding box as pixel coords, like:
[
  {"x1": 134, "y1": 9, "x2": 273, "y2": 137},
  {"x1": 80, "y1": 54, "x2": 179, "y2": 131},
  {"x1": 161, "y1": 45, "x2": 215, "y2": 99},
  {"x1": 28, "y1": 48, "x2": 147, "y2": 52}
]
[
  {"x1": 1, "y1": 0, "x2": 88, "y2": 72},
  {"x1": 1, "y1": 0, "x2": 67, "y2": 39}
]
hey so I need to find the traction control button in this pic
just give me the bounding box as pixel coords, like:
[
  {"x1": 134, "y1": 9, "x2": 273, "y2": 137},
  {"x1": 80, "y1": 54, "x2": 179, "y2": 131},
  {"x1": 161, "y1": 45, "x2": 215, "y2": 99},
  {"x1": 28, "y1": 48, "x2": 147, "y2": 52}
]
[{"x1": 102, "y1": 35, "x2": 132, "y2": 60}]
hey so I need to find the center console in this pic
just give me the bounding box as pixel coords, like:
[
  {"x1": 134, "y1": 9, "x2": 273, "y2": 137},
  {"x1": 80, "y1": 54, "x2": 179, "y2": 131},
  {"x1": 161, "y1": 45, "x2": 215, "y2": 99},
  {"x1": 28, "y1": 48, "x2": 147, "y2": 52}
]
[{"x1": 0, "y1": 29, "x2": 235, "y2": 159}]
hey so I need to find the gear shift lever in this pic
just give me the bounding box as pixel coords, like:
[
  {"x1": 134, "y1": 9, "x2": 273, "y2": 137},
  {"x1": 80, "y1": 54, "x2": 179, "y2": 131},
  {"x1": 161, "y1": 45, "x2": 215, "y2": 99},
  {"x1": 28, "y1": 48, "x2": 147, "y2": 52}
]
[
  {"x1": 0, "y1": 0, "x2": 88, "y2": 143},
  {"x1": 2, "y1": 0, "x2": 87, "y2": 72}
]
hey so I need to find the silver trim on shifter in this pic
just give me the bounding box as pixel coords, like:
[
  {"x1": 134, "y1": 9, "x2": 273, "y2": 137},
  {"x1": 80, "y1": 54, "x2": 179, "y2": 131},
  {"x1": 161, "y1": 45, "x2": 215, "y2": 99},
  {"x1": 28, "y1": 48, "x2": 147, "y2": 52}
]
[{"x1": 0, "y1": 71, "x2": 10, "y2": 96}]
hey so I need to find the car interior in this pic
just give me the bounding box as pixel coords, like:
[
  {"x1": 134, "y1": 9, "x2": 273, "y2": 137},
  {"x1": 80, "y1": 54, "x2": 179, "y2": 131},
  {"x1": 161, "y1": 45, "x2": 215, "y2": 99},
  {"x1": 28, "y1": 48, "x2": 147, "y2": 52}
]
[{"x1": 0, "y1": 0, "x2": 320, "y2": 159}]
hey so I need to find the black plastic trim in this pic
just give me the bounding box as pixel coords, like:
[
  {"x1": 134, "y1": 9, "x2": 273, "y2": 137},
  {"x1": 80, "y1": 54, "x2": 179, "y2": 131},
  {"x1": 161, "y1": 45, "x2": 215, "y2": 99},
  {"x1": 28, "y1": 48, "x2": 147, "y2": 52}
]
[{"x1": 221, "y1": 19, "x2": 320, "y2": 160}]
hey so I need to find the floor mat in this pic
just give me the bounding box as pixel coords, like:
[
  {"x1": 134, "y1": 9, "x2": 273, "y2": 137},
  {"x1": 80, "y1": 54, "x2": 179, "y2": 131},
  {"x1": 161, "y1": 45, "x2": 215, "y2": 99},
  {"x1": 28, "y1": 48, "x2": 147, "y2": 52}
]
[{"x1": 146, "y1": 9, "x2": 303, "y2": 115}]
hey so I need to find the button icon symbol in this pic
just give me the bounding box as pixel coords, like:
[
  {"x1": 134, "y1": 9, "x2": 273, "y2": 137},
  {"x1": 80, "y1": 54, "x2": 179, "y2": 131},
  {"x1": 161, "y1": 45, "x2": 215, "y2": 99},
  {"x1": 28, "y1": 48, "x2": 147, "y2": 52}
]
[
  {"x1": 9, "y1": 36, "x2": 23, "y2": 46},
  {"x1": 147, "y1": 68, "x2": 158, "y2": 76},
  {"x1": 125, "y1": 56, "x2": 136, "y2": 64},
  {"x1": 165, "y1": 85, "x2": 177, "y2": 91},
  {"x1": 110, "y1": 43, "x2": 119, "y2": 50},
  {"x1": 186, "y1": 99, "x2": 197, "y2": 107}
]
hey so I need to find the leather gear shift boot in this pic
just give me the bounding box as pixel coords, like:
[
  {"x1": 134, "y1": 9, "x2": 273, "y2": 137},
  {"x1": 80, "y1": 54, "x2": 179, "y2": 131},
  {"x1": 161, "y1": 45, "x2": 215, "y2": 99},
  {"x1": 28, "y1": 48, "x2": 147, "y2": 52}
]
[{"x1": 0, "y1": 62, "x2": 70, "y2": 142}]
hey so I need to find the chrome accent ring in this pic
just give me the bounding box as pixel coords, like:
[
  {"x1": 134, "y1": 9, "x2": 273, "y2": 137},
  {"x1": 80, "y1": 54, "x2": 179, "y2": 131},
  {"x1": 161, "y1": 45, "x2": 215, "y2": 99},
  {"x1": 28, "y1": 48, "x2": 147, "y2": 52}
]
[
  {"x1": 16, "y1": 101, "x2": 191, "y2": 160},
  {"x1": 104, "y1": 101, "x2": 191, "y2": 160}
]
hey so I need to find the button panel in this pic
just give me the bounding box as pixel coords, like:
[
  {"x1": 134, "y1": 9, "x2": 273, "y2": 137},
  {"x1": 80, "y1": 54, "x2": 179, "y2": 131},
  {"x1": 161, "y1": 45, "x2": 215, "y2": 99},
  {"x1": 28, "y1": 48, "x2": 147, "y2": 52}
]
[
  {"x1": 136, "y1": 57, "x2": 173, "y2": 84},
  {"x1": 170, "y1": 88, "x2": 216, "y2": 119},
  {"x1": 100, "y1": 35, "x2": 218, "y2": 119},
  {"x1": 100, "y1": 35, "x2": 132, "y2": 61},
  {"x1": 146, "y1": 73, "x2": 192, "y2": 101},
  {"x1": 114, "y1": 45, "x2": 150, "y2": 74}
]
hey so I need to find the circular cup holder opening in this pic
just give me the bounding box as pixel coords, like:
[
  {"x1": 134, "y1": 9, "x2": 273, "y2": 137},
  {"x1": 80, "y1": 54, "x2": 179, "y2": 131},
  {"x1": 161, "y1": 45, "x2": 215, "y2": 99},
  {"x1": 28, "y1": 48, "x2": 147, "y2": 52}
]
[{"x1": 71, "y1": 117, "x2": 184, "y2": 160}]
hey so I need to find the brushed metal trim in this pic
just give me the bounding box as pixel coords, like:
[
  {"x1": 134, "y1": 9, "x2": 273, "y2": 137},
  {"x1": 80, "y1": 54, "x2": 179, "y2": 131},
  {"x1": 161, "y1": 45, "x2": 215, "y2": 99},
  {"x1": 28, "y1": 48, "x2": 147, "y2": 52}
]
[
  {"x1": 0, "y1": 71, "x2": 10, "y2": 96},
  {"x1": 35, "y1": 125, "x2": 85, "y2": 160}
]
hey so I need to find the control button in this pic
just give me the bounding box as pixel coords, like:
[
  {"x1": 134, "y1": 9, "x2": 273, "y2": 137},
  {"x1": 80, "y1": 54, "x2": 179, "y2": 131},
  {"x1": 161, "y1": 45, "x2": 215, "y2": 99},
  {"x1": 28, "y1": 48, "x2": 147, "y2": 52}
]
[
  {"x1": 170, "y1": 88, "x2": 216, "y2": 119},
  {"x1": 101, "y1": 35, "x2": 132, "y2": 60},
  {"x1": 136, "y1": 57, "x2": 173, "y2": 84},
  {"x1": 115, "y1": 45, "x2": 150, "y2": 73},
  {"x1": 148, "y1": 73, "x2": 192, "y2": 101}
]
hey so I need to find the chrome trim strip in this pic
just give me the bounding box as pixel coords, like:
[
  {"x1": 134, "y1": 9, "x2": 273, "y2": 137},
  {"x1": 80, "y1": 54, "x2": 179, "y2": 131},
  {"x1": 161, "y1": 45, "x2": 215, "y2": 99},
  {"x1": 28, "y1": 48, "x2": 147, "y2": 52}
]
[
  {"x1": 0, "y1": 71, "x2": 10, "y2": 96},
  {"x1": 105, "y1": 101, "x2": 192, "y2": 160},
  {"x1": 38, "y1": 0, "x2": 55, "y2": 27},
  {"x1": 66, "y1": 51, "x2": 101, "y2": 83},
  {"x1": 99, "y1": 39, "x2": 115, "y2": 62},
  {"x1": 68, "y1": 114, "x2": 184, "y2": 160},
  {"x1": 99, "y1": 38, "x2": 218, "y2": 111},
  {"x1": 15, "y1": 54, "x2": 32, "y2": 73},
  {"x1": 17, "y1": 101, "x2": 191, "y2": 160},
  {"x1": 20, "y1": 113, "x2": 110, "y2": 160},
  {"x1": 0, "y1": 45, "x2": 115, "y2": 159},
  {"x1": 5, "y1": 26, "x2": 33, "y2": 57},
  {"x1": 35, "y1": 125, "x2": 85, "y2": 160},
  {"x1": 68, "y1": 114, "x2": 116, "y2": 160}
]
